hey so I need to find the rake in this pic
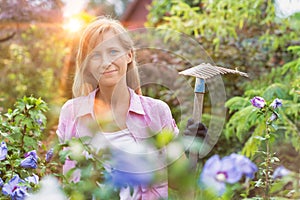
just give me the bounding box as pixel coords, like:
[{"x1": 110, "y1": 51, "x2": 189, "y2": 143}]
[{"x1": 179, "y1": 63, "x2": 248, "y2": 169}]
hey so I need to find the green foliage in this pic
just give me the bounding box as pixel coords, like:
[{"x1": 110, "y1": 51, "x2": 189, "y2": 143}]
[
  {"x1": 0, "y1": 25, "x2": 68, "y2": 112},
  {"x1": 269, "y1": 173, "x2": 300, "y2": 199},
  {"x1": 225, "y1": 46, "x2": 300, "y2": 158},
  {"x1": 146, "y1": 0, "x2": 300, "y2": 102},
  {"x1": 147, "y1": 0, "x2": 297, "y2": 50},
  {"x1": 226, "y1": 94, "x2": 300, "y2": 199},
  {"x1": 146, "y1": 0, "x2": 201, "y2": 27},
  {"x1": 0, "y1": 96, "x2": 60, "y2": 199},
  {"x1": 0, "y1": 96, "x2": 48, "y2": 152}
]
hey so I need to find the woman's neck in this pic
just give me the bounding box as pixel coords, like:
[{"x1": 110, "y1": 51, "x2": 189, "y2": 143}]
[{"x1": 96, "y1": 84, "x2": 130, "y2": 107}]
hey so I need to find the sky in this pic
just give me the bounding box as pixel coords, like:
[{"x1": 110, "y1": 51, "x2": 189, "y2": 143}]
[{"x1": 62, "y1": 0, "x2": 89, "y2": 18}]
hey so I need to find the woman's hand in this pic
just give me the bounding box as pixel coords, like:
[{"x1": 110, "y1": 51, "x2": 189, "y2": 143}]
[
  {"x1": 183, "y1": 118, "x2": 207, "y2": 139},
  {"x1": 183, "y1": 118, "x2": 211, "y2": 161}
]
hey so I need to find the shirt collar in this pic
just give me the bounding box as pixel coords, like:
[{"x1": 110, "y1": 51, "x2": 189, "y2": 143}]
[
  {"x1": 75, "y1": 87, "x2": 145, "y2": 118},
  {"x1": 75, "y1": 88, "x2": 98, "y2": 118},
  {"x1": 128, "y1": 87, "x2": 145, "y2": 115}
]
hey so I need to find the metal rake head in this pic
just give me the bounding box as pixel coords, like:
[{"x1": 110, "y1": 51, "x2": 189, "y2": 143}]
[{"x1": 179, "y1": 63, "x2": 248, "y2": 80}]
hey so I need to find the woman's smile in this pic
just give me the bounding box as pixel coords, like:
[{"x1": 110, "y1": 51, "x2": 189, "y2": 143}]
[{"x1": 102, "y1": 69, "x2": 118, "y2": 75}]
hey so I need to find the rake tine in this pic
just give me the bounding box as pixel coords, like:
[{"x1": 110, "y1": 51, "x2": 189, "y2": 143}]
[
  {"x1": 196, "y1": 69, "x2": 213, "y2": 78},
  {"x1": 217, "y1": 67, "x2": 228, "y2": 74},
  {"x1": 205, "y1": 67, "x2": 218, "y2": 74}
]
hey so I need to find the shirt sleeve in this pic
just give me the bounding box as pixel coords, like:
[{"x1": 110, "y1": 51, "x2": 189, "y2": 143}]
[
  {"x1": 56, "y1": 100, "x2": 76, "y2": 143},
  {"x1": 56, "y1": 104, "x2": 68, "y2": 143},
  {"x1": 56, "y1": 100, "x2": 79, "y2": 180},
  {"x1": 159, "y1": 101, "x2": 179, "y2": 137}
]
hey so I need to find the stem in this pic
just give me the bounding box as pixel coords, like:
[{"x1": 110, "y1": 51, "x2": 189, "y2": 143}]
[
  {"x1": 297, "y1": 169, "x2": 300, "y2": 197},
  {"x1": 10, "y1": 161, "x2": 14, "y2": 179},
  {"x1": 21, "y1": 124, "x2": 27, "y2": 152},
  {"x1": 265, "y1": 136, "x2": 270, "y2": 200},
  {"x1": 20, "y1": 107, "x2": 28, "y2": 153}
]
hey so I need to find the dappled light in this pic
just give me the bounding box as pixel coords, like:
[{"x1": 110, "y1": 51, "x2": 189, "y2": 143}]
[{"x1": 63, "y1": 18, "x2": 85, "y2": 33}]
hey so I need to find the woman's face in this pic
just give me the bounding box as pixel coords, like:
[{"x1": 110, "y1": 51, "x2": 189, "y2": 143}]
[{"x1": 87, "y1": 30, "x2": 132, "y2": 88}]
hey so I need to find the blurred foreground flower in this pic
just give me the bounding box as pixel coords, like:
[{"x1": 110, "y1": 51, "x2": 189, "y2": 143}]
[
  {"x1": 199, "y1": 153, "x2": 257, "y2": 196},
  {"x1": 250, "y1": 96, "x2": 266, "y2": 108},
  {"x1": 107, "y1": 149, "x2": 153, "y2": 188},
  {"x1": 0, "y1": 141, "x2": 7, "y2": 161},
  {"x1": 26, "y1": 176, "x2": 67, "y2": 200},
  {"x1": 2, "y1": 175, "x2": 28, "y2": 199},
  {"x1": 228, "y1": 153, "x2": 258, "y2": 179}
]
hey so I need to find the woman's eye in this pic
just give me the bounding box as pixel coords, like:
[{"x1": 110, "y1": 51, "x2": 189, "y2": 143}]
[
  {"x1": 91, "y1": 53, "x2": 101, "y2": 59},
  {"x1": 110, "y1": 50, "x2": 118, "y2": 55}
]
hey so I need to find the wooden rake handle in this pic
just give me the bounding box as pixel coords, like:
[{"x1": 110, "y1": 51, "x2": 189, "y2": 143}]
[{"x1": 189, "y1": 78, "x2": 205, "y2": 170}]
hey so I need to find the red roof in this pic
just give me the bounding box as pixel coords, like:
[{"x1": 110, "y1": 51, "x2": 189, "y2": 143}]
[{"x1": 120, "y1": 0, "x2": 152, "y2": 29}]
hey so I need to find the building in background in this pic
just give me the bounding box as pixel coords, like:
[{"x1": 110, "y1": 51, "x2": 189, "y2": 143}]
[{"x1": 120, "y1": 0, "x2": 152, "y2": 29}]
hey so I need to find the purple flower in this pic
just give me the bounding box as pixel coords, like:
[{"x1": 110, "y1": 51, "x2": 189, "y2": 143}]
[
  {"x1": 2, "y1": 175, "x2": 28, "y2": 200},
  {"x1": 107, "y1": 149, "x2": 153, "y2": 188},
  {"x1": 45, "y1": 148, "x2": 54, "y2": 163},
  {"x1": 25, "y1": 173, "x2": 39, "y2": 185},
  {"x1": 24, "y1": 150, "x2": 38, "y2": 160},
  {"x1": 270, "y1": 98, "x2": 282, "y2": 109},
  {"x1": 36, "y1": 118, "x2": 43, "y2": 125},
  {"x1": 11, "y1": 187, "x2": 28, "y2": 200},
  {"x1": 0, "y1": 178, "x2": 4, "y2": 187},
  {"x1": 199, "y1": 153, "x2": 257, "y2": 196},
  {"x1": 250, "y1": 96, "x2": 266, "y2": 108},
  {"x1": 0, "y1": 141, "x2": 8, "y2": 161},
  {"x1": 273, "y1": 166, "x2": 291, "y2": 179},
  {"x1": 228, "y1": 153, "x2": 258, "y2": 179},
  {"x1": 199, "y1": 155, "x2": 242, "y2": 196},
  {"x1": 20, "y1": 150, "x2": 38, "y2": 169}
]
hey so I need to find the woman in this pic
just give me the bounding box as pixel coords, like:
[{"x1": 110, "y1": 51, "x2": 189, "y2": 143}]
[{"x1": 57, "y1": 16, "x2": 207, "y2": 199}]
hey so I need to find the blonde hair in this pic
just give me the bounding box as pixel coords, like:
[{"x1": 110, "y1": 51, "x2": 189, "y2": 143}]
[{"x1": 72, "y1": 16, "x2": 141, "y2": 97}]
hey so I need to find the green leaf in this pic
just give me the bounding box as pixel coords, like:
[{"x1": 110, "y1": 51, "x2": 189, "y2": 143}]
[
  {"x1": 22, "y1": 118, "x2": 33, "y2": 130},
  {"x1": 24, "y1": 135, "x2": 38, "y2": 150},
  {"x1": 262, "y1": 83, "x2": 290, "y2": 100},
  {"x1": 225, "y1": 96, "x2": 251, "y2": 113},
  {"x1": 270, "y1": 179, "x2": 290, "y2": 194}
]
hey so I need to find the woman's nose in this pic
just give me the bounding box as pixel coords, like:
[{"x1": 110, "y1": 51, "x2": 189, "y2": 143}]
[{"x1": 102, "y1": 53, "x2": 112, "y2": 67}]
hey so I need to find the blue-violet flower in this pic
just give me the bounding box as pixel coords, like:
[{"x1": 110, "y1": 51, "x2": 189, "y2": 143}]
[
  {"x1": 20, "y1": 150, "x2": 38, "y2": 169},
  {"x1": 199, "y1": 155, "x2": 242, "y2": 196},
  {"x1": 273, "y1": 166, "x2": 291, "y2": 179},
  {"x1": 25, "y1": 173, "x2": 39, "y2": 185},
  {"x1": 250, "y1": 96, "x2": 266, "y2": 109},
  {"x1": 45, "y1": 148, "x2": 54, "y2": 163},
  {"x1": 0, "y1": 141, "x2": 8, "y2": 161},
  {"x1": 2, "y1": 175, "x2": 28, "y2": 200},
  {"x1": 270, "y1": 98, "x2": 282, "y2": 109},
  {"x1": 199, "y1": 153, "x2": 257, "y2": 196}
]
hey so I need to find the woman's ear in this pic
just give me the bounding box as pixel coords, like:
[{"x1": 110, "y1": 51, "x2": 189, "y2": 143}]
[{"x1": 127, "y1": 50, "x2": 133, "y2": 64}]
